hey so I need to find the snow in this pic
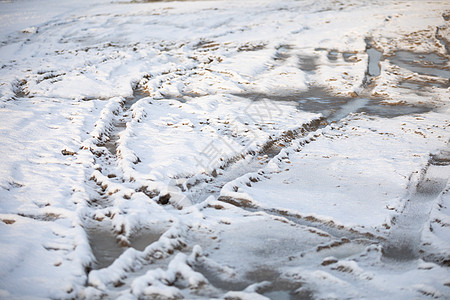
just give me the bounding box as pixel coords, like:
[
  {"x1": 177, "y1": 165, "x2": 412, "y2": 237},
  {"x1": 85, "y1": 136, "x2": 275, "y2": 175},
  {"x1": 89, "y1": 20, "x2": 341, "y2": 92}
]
[
  {"x1": 221, "y1": 112, "x2": 449, "y2": 231},
  {"x1": 1, "y1": 0, "x2": 450, "y2": 299},
  {"x1": 0, "y1": 98, "x2": 98, "y2": 298},
  {"x1": 119, "y1": 95, "x2": 318, "y2": 182}
]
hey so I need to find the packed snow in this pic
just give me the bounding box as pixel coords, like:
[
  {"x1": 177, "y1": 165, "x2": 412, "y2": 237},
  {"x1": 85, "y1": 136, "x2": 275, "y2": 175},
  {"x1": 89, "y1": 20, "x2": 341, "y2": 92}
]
[{"x1": 0, "y1": 0, "x2": 449, "y2": 299}]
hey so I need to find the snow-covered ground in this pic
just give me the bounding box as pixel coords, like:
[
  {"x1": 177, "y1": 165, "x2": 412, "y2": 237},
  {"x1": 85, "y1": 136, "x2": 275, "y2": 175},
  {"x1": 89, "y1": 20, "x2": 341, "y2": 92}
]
[{"x1": 0, "y1": 0, "x2": 449, "y2": 299}]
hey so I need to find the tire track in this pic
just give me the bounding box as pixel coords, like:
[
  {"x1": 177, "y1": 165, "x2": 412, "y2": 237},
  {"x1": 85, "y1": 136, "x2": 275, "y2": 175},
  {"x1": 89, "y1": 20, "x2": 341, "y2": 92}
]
[
  {"x1": 382, "y1": 149, "x2": 450, "y2": 261},
  {"x1": 80, "y1": 87, "x2": 167, "y2": 272}
]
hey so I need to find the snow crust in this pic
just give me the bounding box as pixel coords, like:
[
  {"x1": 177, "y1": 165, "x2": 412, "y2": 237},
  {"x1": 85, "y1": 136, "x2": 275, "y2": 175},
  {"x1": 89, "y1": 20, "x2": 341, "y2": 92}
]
[{"x1": 0, "y1": 0, "x2": 449, "y2": 299}]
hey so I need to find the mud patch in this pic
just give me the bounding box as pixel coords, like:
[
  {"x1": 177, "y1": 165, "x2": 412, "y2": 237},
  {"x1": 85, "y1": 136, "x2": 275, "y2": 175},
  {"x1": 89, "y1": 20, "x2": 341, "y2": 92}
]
[
  {"x1": 342, "y1": 52, "x2": 358, "y2": 62},
  {"x1": 17, "y1": 212, "x2": 61, "y2": 222},
  {"x1": 1, "y1": 218, "x2": 15, "y2": 225},
  {"x1": 217, "y1": 196, "x2": 257, "y2": 209}
]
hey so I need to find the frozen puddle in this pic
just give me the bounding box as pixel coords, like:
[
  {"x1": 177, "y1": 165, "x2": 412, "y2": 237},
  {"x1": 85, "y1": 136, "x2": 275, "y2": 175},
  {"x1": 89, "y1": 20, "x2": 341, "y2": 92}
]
[
  {"x1": 87, "y1": 226, "x2": 125, "y2": 270},
  {"x1": 236, "y1": 89, "x2": 433, "y2": 121},
  {"x1": 362, "y1": 38, "x2": 383, "y2": 87},
  {"x1": 389, "y1": 51, "x2": 450, "y2": 79},
  {"x1": 193, "y1": 265, "x2": 310, "y2": 299},
  {"x1": 87, "y1": 225, "x2": 164, "y2": 269},
  {"x1": 366, "y1": 48, "x2": 382, "y2": 77},
  {"x1": 302, "y1": 93, "x2": 433, "y2": 119},
  {"x1": 389, "y1": 50, "x2": 449, "y2": 91},
  {"x1": 191, "y1": 211, "x2": 331, "y2": 299},
  {"x1": 247, "y1": 269, "x2": 308, "y2": 300}
]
